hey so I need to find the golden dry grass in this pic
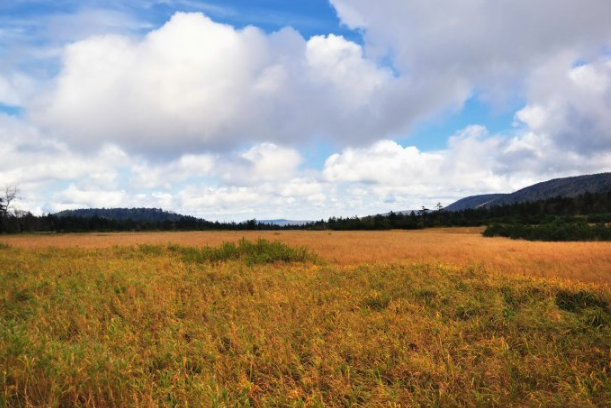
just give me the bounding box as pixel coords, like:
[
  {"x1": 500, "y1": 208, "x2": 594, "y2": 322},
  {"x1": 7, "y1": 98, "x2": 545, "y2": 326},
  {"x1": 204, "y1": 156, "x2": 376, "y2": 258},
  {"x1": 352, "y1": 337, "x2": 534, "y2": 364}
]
[
  {"x1": 2, "y1": 242, "x2": 611, "y2": 407},
  {"x1": 3, "y1": 228, "x2": 611, "y2": 284}
]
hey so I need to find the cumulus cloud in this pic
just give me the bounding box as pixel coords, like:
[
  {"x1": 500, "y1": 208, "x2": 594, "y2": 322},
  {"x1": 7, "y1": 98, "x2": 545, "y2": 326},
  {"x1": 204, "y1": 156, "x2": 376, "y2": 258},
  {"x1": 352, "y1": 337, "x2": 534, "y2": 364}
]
[
  {"x1": 32, "y1": 12, "x2": 400, "y2": 156},
  {"x1": 323, "y1": 132, "x2": 522, "y2": 198},
  {"x1": 0, "y1": 117, "x2": 319, "y2": 218},
  {"x1": 175, "y1": 180, "x2": 324, "y2": 220},
  {"x1": 52, "y1": 184, "x2": 128, "y2": 210},
  {"x1": 5, "y1": 3, "x2": 611, "y2": 220},
  {"x1": 129, "y1": 142, "x2": 302, "y2": 189},
  {"x1": 330, "y1": 0, "x2": 611, "y2": 76},
  {"x1": 324, "y1": 118, "x2": 611, "y2": 207},
  {"x1": 0, "y1": 114, "x2": 126, "y2": 188},
  {"x1": 329, "y1": 0, "x2": 611, "y2": 121},
  {"x1": 219, "y1": 143, "x2": 303, "y2": 185},
  {"x1": 130, "y1": 154, "x2": 216, "y2": 189},
  {"x1": 34, "y1": 4, "x2": 611, "y2": 159},
  {"x1": 515, "y1": 57, "x2": 611, "y2": 155},
  {"x1": 325, "y1": 140, "x2": 442, "y2": 185}
]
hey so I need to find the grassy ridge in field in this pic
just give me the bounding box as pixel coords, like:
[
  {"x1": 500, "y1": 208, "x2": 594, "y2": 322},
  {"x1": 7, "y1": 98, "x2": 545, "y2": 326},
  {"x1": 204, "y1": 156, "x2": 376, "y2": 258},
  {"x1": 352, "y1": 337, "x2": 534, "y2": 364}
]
[{"x1": 2, "y1": 241, "x2": 611, "y2": 406}]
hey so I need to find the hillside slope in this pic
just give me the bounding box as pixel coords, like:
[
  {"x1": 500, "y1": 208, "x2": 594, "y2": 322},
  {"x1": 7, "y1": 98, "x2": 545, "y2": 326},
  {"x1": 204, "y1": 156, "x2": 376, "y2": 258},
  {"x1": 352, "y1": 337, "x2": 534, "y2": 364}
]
[
  {"x1": 446, "y1": 173, "x2": 611, "y2": 211},
  {"x1": 444, "y1": 194, "x2": 508, "y2": 211}
]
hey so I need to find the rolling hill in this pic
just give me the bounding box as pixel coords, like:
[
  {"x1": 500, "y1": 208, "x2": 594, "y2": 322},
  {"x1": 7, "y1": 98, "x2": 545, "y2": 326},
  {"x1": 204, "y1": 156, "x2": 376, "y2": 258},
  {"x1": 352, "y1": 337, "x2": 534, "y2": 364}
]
[
  {"x1": 258, "y1": 219, "x2": 312, "y2": 226},
  {"x1": 54, "y1": 207, "x2": 186, "y2": 222}
]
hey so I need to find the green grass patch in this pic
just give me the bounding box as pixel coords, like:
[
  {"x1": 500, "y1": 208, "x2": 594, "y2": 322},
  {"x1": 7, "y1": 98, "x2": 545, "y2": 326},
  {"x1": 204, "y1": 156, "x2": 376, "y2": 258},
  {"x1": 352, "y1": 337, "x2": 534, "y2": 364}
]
[
  {"x1": 556, "y1": 289, "x2": 609, "y2": 313},
  {"x1": 169, "y1": 238, "x2": 317, "y2": 265}
]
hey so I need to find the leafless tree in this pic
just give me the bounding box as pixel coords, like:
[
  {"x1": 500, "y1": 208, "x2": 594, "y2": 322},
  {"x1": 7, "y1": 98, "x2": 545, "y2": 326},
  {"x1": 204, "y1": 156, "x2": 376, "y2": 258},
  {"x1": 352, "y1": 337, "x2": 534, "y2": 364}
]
[
  {"x1": 0, "y1": 186, "x2": 20, "y2": 233},
  {"x1": 1, "y1": 185, "x2": 18, "y2": 217},
  {"x1": 3, "y1": 186, "x2": 19, "y2": 215}
]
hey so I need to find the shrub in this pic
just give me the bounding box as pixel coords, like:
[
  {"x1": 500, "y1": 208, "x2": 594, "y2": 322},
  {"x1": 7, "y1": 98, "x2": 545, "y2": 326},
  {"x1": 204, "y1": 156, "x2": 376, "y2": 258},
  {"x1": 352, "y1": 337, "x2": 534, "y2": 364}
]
[{"x1": 483, "y1": 220, "x2": 611, "y2": 241}]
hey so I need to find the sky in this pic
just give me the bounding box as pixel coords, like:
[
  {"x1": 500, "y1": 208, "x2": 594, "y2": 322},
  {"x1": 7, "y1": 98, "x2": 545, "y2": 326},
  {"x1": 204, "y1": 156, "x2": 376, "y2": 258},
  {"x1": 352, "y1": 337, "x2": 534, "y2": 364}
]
[{"x1": 2, "y1": 0, "x2": 611, "y2": 221}]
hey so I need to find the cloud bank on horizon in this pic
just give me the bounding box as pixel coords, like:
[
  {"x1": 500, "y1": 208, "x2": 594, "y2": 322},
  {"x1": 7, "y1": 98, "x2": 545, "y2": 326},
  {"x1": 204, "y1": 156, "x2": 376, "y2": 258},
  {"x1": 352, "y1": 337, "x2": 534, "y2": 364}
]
[{"x1": 1, "y1": 0, "x2": 611, "y2": 220}]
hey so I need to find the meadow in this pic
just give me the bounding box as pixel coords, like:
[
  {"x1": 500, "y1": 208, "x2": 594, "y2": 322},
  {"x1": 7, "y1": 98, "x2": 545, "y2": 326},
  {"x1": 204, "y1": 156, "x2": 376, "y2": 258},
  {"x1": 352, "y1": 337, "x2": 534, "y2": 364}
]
[
  {"x1": 4, "y1": 228, "x2": 611, "y2": 283},
  {"x1": 1, "y1": 229, "x2": 611, "y2": 406}
]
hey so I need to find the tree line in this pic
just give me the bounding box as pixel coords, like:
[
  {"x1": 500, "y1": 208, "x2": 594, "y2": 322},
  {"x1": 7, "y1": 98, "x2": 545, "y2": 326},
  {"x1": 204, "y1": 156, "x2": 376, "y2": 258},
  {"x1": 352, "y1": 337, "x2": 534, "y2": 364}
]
[
  {"x1": 483, "y1": 220, "x2": 611, "y2": 241},
  {"x1": 2, "y1": 188, "x2": 611, "y2": 240}
]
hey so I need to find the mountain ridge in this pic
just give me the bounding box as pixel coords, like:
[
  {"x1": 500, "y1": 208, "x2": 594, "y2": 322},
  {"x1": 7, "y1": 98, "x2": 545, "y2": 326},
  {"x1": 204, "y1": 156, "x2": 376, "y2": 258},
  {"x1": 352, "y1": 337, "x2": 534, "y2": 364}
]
[
  {"x1": 258, "y1": 219, "x2": 311, "y2": 226},
  {"x1": 446, "y1": 173, "x2": 611, "y2": 211}
]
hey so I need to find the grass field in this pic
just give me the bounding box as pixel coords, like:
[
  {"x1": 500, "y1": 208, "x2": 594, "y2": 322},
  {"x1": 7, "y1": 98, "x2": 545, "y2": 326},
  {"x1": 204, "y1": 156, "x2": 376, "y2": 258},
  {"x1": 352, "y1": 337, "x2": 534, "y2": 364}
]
[
  {"x1": 3, "y1": 228, "x2": 611, "y2": 283},
  {"x1": 2, "y1": 229, "x2": 611, "y2": 406}
]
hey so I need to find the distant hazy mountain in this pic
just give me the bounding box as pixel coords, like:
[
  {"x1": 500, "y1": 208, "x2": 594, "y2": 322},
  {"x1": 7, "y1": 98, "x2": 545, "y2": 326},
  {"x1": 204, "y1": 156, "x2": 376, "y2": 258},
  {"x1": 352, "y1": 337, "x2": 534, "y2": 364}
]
[
  {"x1": 54, "y1": 208, "x2": 186, "y2": 222},
  {"x1": 258, "y1": 219, "x2": 311, "y2": 226},
  {"x1": 54, "y1": 209, "x2": 312, "y2": 227},
  {"x1": 446, "y1": 173, "x2": 611, "y2": 211}
]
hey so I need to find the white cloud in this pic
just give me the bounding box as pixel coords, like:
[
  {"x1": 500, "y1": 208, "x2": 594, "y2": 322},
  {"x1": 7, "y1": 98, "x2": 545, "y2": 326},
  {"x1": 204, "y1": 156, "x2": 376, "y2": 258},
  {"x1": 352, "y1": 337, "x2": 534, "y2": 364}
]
[
  {"x1": 280, "y1": 177, "x2": 324, "y2": 198},
  {"x1": 32, "y1": 12, "x2": 401, "y2": 156},
  {"x1": 173, "y1": 176, "x2": 332, "y2": 221},
  {"x1": 52, "y1": 184, "x2": 128, "y2": 211},
  {"x1": 330, "y1": 0, "x2": 611, "y2": 72},
  {"x1": 0, "y1": 72, "x2": 37, "y2": 106},
  {"x1": 45, "y1": 8, "x2": 152, "y2": 42},
  {"x1": 323, "y1": 133, "x2": 520, "y2": 198},
  {"x1": 130, "y1": 142, "x2": 303, "y2": 189},
  {"x1": 220, "y1": 143, "x2": 303, "y2": 185},
  {"x1": 330, "y1": 0, "x2": 611, "y2": 111},
  {"x1": 0, "y1": 76, "x2": 21, "y2": 106},
  {"x1": 130, "y1": 154, "x2": 216, "y2": 189},
  {"x1": 306, "y1": 34, "x2": 390, "y2": 106},
  {"x1": 4, "y1": 4, "x2": 611, "y2": 221},
  {"x1": 515, "y1": 57, "x2": 611, "y2": 155},
  {"x1": 0, "y1": 113, "x2": 132, "y2": 212},
  {"x1": 324, "y1": 140, "x2": 443, "y2": 185},
  {"x1": 323, "y1": 117, "x2": 611, "y2": 209},
  {"x1": 0, "y1": 114, "x2": 125, "y2": 186},
  {"x1": 0, "y1": 119, "x2": 324, "y2": 218}
]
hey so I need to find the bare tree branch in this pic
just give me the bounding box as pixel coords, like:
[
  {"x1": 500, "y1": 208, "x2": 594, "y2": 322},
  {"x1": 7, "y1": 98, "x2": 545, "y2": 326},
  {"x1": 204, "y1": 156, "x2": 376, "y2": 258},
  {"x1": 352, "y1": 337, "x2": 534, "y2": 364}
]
[{"x1": 2, "y1": 185, "x2": 19, "y2": 217}]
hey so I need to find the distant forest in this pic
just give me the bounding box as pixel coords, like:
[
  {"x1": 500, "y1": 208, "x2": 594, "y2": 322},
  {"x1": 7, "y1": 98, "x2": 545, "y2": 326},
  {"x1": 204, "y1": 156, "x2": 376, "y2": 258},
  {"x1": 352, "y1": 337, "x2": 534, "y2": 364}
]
[{"x1": 2, "y1": 191, "x2": 611, "y2": 241}]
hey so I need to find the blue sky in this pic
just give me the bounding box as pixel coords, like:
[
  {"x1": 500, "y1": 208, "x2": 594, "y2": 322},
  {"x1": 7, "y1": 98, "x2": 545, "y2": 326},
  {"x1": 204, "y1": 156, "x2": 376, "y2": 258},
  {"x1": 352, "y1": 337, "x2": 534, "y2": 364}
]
[
  {"x1": 1, "y1": 0, "x2": 347, "y2": 33},
  {"x1": 1, "y1": 0, "x2": 611, "y2": 220}
]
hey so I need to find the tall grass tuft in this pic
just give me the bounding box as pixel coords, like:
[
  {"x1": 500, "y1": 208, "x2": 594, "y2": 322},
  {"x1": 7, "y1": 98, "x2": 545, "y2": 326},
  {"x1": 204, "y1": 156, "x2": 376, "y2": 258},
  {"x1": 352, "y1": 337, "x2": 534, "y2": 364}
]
[{"x1": 170, "y1": 238, "x2": 317, "y2": 265}]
